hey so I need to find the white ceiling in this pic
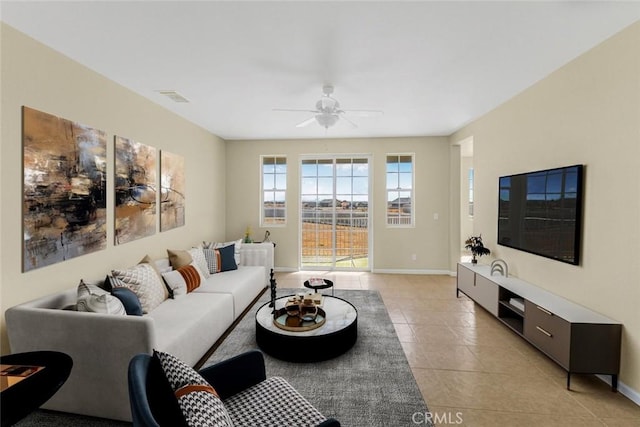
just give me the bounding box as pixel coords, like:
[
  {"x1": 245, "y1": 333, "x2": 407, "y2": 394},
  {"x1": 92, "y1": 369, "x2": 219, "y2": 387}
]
[{"x1": 2, "y1": 1, "x2": 639, "y2": 140}]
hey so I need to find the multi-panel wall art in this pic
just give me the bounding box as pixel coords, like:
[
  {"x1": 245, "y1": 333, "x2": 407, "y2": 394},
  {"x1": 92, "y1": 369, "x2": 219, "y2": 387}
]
[
  {"x1": 160, "y1": 150, "x2": 185, "y2": 231},
  {"x1": 22, "y1": 106, "x2": 107, "y2": 271},
  {"x1": 114, "y1": 136, "x2": 157, "y2": 245}
]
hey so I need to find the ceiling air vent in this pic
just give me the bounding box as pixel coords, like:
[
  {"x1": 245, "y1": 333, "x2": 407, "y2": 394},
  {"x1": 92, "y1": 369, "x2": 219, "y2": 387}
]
[{"x1": 156, "y1": 90, "x2": 190, "y2": 103}]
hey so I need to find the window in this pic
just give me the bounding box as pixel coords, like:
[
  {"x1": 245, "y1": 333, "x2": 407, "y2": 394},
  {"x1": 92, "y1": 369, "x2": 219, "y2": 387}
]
[
  {"x1": 468, "y1": 168, "x2": 474, "y2": 217},
  {"x1": 261, "y1": 156, "x2": 286, "y2": 226},
  {"x1": 386, "y1": 154, "x2": 414, "y2": 226}
]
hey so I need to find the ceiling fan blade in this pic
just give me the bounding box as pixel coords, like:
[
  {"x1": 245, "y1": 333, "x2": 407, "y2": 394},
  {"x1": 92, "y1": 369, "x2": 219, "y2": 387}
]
[
  {"x1": 342, "y1": 110, "x2": 384, "y2": 117},
  {"x1": 295, "y1": 117, "x2": 317, "y2": 128},
  {"x1": 273, "y1": 108, "x2": 319, "y2": 114},
  {"x1": 339, "y1": 114, "x2": 358, "y2": 128}
]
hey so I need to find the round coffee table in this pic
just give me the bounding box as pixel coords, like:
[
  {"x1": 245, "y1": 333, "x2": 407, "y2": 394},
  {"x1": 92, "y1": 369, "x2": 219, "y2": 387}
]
[{"x1": 256, "y1": 295, "x2": 357, "y2": 362}]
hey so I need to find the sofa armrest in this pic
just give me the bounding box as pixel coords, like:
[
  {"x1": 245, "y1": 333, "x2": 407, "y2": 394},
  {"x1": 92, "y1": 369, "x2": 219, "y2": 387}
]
[
  {"x1": 199, "y1": 350, "x2": 267, "y2": 400},
  {"x1": 5, "y1": 296, "x2": 157, "y2": 421},
  {"x1": 239, "y1": 242, "x2": 274, "y2": 285}
]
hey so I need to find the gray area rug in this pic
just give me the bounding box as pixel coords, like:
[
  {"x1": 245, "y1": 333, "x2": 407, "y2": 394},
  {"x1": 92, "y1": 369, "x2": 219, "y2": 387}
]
[
  {"x1": 16, "y1": 289, "x2": 431, "y2": 427},
  {"x1": 205, "y1": 288, "x2": 432, "y2": 427}
]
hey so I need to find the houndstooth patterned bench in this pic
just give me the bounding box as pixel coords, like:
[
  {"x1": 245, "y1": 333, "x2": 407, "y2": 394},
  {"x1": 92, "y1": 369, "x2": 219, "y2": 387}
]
[{"x1": 224, "y1": 376, "x2": 327, "y2": 427}]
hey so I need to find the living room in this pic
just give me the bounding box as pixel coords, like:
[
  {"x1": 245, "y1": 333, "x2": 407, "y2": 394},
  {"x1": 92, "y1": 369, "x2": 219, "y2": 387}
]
[{"x1": 1, "y1": 1, "x2": 639, "y2": 426}]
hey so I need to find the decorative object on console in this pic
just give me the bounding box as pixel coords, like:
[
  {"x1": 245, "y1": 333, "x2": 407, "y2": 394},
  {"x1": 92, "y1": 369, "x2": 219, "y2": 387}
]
[
  {"x1": 160, "y1": 150, "x2": 185, "y2": 232},
  {"x1": 22, "y1": 106, "x2": 107, "y2": 272},
  {"x1": 490, "y1": 259, "x2": 508, "y2": 277},
  {"x1": 263, "y1": 230, "x2": 271, "y2": 243},
  {"x1": 465, "y1": 234, "x2": 491, "y2": 264},
  {"x1": 244, "y1": 226, "x2": 253, "y2": 243},
  {"x1": 269, "y1": 269, "x2": 277, "y2": 311},
  {"x1": 114, "y1": 136, "x2": 156, "y2": 245}
]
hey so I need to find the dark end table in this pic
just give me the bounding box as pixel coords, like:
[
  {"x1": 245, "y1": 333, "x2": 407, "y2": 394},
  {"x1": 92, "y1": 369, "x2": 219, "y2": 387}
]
[
  {"x1": 303, "y1": 278, "x2": 334, "y2": 296},
  {"x1": 1, "y1": 351, "x2": 72, "y2": 427}
]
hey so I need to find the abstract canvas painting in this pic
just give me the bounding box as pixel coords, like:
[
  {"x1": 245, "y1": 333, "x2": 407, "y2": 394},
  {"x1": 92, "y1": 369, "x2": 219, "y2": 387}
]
[
  {"x1": 114, "y1": 136, "x2": 157, "y2": 245},
  {"x1": 23, "y1": 106, "x2": 107, "y2": 271},
  {"x1": 160, "y1": 150, "x2": 185, "y2": 231}
]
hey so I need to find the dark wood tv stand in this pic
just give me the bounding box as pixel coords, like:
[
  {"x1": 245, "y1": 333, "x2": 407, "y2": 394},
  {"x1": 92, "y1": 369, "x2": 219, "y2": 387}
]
[{"x1": 457, "y1": 263, "x2": 622, "y2": 391}]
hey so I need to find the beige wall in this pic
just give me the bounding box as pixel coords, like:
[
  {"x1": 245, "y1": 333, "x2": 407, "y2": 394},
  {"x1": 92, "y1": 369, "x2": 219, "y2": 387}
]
[
  {"x1": 451, "y1": 22, "x2": 640, "y2": 395},
  {"x1": 224, "y1": 137, "x2": 451, "y2": 272},
  {"x1": 0, "y1": 24, "x2": 227, "y2": 352}
]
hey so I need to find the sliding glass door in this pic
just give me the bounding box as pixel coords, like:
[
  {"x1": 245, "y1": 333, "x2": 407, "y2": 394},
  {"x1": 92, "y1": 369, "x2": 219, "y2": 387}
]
[{"x1": 300, "y1": 156, "x2": 370, "y2": 270}]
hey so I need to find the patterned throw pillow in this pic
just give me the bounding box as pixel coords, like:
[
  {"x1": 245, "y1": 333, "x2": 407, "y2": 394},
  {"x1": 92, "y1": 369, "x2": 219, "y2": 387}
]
[
  {"x1": 111, "y1": 263, "x2": 167, "y2": 313},
  {"x1": 203, "y1": 239, "x2": 242, "y2": 265},
  {"x1": 154, "y1": 350, "x2": 234, "y2": 427},
  {"x1": 140, "y1": 255, "x2": 170, "y2": 300},
  {"x1": 188, "y1": 248, "x2": 210, "y2": 279},
  {"x1": 77, "y1": 280, "x2": 126, "y2": 315},
  {"x1": 203, "y1": 248, "x2": 221, "y2": 274},
  {"x1": 162, "y1": 271, "x2": 188, "y2": 298},
  {"x1": 162, "y1": 263, "x2": 202, "y2": 295}
]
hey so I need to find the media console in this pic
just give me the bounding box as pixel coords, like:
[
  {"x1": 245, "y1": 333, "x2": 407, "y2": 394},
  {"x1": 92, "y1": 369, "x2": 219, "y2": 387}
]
[{"x1": 457, "y1": 263, "x2": 622, "y2": 391}]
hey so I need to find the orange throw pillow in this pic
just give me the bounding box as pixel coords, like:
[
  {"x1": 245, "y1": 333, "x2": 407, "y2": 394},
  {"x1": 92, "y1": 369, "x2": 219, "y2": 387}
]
[{"x1": 177, "y1": 265, "x2": 201, "y2": 293}]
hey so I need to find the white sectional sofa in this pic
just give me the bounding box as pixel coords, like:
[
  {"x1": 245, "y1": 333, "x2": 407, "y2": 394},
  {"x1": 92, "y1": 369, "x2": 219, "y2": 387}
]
[{"x1": 5, "y1": 243, "x2": 272, "y2": 422}]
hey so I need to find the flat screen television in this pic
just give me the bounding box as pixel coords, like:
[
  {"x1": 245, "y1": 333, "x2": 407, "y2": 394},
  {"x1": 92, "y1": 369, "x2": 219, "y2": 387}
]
[{"x1": 497, "y1": 164, "x2": 584, "y2": 265}]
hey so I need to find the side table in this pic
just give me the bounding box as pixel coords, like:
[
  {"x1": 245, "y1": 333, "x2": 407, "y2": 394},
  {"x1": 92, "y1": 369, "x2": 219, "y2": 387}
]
[
  {"x1": 1, "y1": 351, "x2": 72, "y2": 427},
  {"x1": 303, "y1": 278, "x2": 334, "y2": 296}
]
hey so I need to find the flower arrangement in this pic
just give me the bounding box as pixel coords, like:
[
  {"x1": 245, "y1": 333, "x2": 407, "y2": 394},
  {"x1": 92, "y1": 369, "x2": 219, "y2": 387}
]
[
  {"x1": 465, "y1": 234, "x2": 491, "y2": 264},
  {"x1": 244, "y1": 226, "x2": 253, "y2": 243}
]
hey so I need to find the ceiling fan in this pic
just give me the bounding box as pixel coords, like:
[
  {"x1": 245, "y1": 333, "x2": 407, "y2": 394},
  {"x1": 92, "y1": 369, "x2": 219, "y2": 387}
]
[{"x1": 274, "y1": 85, "x2": 383, "y2": 129}]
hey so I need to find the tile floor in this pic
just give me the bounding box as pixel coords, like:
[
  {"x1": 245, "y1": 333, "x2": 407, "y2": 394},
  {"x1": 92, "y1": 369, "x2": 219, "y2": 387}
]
[{"x1": 276, "y1": 271, "x2": 640, "y2": 427}]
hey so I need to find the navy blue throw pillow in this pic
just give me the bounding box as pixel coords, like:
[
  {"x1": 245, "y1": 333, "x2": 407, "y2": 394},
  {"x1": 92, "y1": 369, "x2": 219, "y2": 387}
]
[
  {"x1": 111, "y1": 287, "x2": 143, "y2": 316},
  {"x1": 219, "y1": 244, "x2": 238, "y2": 272}
]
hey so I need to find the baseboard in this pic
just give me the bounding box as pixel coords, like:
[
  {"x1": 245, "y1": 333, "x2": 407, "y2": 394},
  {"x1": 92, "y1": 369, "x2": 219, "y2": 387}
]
[
  {"x1": 596, "y1": 375, "x2": 640, "y2": 406},
  {"x1": 275, "y1": 267, "x2": 453, "y2": 275},
  {"x1": 372, "y1": 268, "x2": 451, "y2": 275}
]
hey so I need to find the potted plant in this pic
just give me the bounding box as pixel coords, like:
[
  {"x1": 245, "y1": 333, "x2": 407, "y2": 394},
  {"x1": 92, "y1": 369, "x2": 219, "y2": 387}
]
[{"x1": 465, "y1": 235, "x2": 491, "y2": 264}]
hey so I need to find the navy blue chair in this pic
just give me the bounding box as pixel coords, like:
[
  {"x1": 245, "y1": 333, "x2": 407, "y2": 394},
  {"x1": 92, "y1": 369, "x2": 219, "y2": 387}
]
[{"x1": 128, "y1": 350, "x2": 340, "y2": 427}]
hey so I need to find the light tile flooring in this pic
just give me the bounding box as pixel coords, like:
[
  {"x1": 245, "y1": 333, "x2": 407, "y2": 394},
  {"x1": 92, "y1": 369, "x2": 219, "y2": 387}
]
[{"x1": 276, "y1": 271, "x2": 640, "y2": 427}]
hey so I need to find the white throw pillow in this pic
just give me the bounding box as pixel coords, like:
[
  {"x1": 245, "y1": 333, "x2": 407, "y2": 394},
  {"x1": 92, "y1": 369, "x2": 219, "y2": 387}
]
[
  {"x1": 188, "y1": 248, "x2": 210, "y2": 279},
  {"x1": 111, "y1": 263, "x2": 167, "y2": 313},
  {"x1": 76, "y1": 280, "x2": 126, "y2": 315},
  {"x1": 162, "y1": 270, "x2": 187, "y2": 297}
]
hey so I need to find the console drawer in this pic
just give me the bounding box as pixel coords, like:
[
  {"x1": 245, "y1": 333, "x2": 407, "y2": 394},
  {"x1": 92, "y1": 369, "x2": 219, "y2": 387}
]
[{"x1": 524, "y1": 300, "x2": 570, "y2": 368}]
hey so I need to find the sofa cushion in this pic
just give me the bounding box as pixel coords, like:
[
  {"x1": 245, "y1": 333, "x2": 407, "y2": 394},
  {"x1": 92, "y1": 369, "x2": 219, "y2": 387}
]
[
  {"x1": 76, "y1": 280, "x2": 126, "y2": 315},
  {"x1": 194, "y1": 266, "x2": 265, "y2": 319},
  {"x1": 155, "y1": 350, "x2": 233, "y2": 427},
  {"x1": 111, "y1": 263, "x2": 167, "y2": 314},
  {"x1": 146, "y1": 293, "x2": 234, "y2": 367},
  {"x1": 224, "y1": 376, "x2": 326, "y2": 427},
  {"x1": 111, "y1": 287, "x2": 143, "y2": 316}
]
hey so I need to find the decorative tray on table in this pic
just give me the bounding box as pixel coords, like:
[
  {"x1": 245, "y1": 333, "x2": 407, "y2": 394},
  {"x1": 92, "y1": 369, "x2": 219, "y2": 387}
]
[{"x1": 273, "y1": 295, "x2": 326, "y2": 332}]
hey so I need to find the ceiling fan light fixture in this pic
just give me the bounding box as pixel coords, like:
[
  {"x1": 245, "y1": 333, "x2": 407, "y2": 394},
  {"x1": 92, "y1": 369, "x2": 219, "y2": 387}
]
[{"x1": 315, "y1": 113, "x2": 339, "y2": 129}]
